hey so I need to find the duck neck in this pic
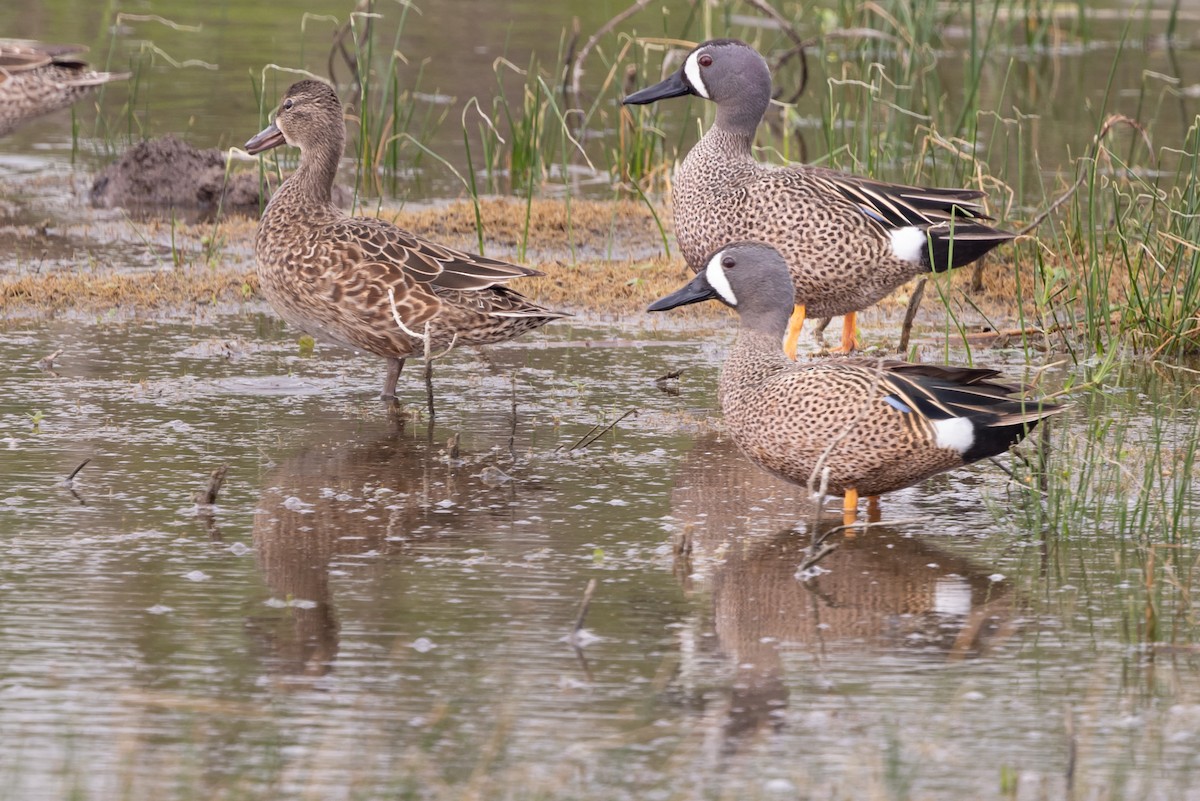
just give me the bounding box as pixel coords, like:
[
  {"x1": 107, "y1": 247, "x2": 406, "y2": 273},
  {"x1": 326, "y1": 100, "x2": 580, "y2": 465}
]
[
  {"x1": 289, "y1": 130, "x2": 343, "y2": 207},
  {"x1": 703, "y1": 119, "x2": 754, "y2": 158},
  {"x1": 733, "y1": 306, "x2": 794, "y2": 356},
  {"x1": 712, "y1": 90, "x2": 767, "y2": 147},
  {"x1": 721, "y1": 319, "x2": 794, "y2": 408}
]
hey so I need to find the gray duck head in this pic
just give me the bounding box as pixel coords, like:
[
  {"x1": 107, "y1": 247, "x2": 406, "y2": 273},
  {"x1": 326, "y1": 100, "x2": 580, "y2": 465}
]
[
  {"x1": 647, "y1": 241, "x2": 796, "y2": 335},
  {"x1": 623, "y1": 38, "x2": 771, "y2": 134},
  {"x1": 246, "y1": 80, "x2": 345, "y2": 158}
]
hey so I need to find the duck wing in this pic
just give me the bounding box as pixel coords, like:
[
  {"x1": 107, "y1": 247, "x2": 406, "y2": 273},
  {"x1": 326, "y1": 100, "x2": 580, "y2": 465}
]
[
  {"x1": 804, "y1": 166, "x2": 994, "y2": 229},
  {"x1": 327, "y1": 217, "x2": 541, "y2": 290},
  {"x1": 0, "y1": 41, "x2": 81, "y2": 74},
  {"x1": 308, "y1": 216, "x2": 559, "y2": 333},
  {"x1": 879, "y1": 362, "x2": 1061, "y2": 428},
  {"x1": 0, "y1": 41, "x2": 128, "y2": 87}
]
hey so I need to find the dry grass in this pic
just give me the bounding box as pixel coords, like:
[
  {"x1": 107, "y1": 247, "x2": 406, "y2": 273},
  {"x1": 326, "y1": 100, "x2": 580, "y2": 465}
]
[
  {"x1": 380, "y1": 196, "x2": 665, "y2": 257},
  {"x1": 0, "y1": 264, "x2": 256, "y2": 314},
  {"x1": 0, "y1": 195, "x2": 1043, "y2": 327}
]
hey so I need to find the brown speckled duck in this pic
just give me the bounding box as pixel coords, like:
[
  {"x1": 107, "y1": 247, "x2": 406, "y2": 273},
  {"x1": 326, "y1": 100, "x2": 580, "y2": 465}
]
[
  {"x1": 625, "y1": 38, "x2": 1014, "y2": 357},
  {"x1": 246, "y1": 80, "x2": 568, "y2": 399},
  {"x1": 0, "y1": 40, "x2": 128, "y2": 136},
  {"x1": 648, "y1": 242, "x2": 1060, "y2": 519}
]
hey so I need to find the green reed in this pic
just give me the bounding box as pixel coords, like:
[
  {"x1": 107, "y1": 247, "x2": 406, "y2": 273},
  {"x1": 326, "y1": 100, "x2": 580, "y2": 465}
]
[
  {"x1": 337, "y1": 2, "x2": 427, "y2": 200},
  {"x1": 998, "y1": 359, "x2": 1200, "y2": 648},
  {"x1": 501, "y1": 57, "x2": 545, "y2": 195}
]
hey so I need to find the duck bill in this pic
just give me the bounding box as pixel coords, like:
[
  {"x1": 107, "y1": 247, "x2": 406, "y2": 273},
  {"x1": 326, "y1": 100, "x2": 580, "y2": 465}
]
[
  {"x1": 623, "y1": 69, "x2": 691, "y2": 105},
  {"x1": 245, "y1": 121, "x2": 285, "y2": 154},
  {"x1": 647, "y1": 271, "x2": 717, "y2": 312}
]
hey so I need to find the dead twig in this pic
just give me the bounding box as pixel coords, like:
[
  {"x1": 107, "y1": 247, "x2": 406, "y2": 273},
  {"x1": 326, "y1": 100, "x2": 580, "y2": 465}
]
[
  {"x1": 796, "y1": 526, "x2": 841, "y2": 573},
  {"x1": 567, "y1": 0, "x2": 656, "y2": 98},
  {"x1": 742, "y1": 0, "x2": 809, "y2": 102},
  {"x1": 328, "y1": 0, "x2": 374, "y2": 98},
  {"x1": 569, "y1": 409, "x2": 637, "y2": 451},
  {"x1": 36, "y1": 348, "x2": 63, "y2": 371},
  {"x1": 65, "y1": 458, "x2": 91, "y2": 483},
  {"x1": 560, "y1": 421, "x2": 601, "y2": 452},
  {"x1": 61, "y1": 457, "x2": 91, "y2": 506},
  {"x1": 897, "y1": 277, "x2": 928, "y2": 354},
  {"x1": 193, "y1": 465, "x2": 229, "y2": 506},
  {"x1": 655, "y1": 368, "x2": 683, "y2": 395},
  {"x1": 561, "y1": 16, "x2": 581, "y2": 95},
  {"x1": 798, "y1": 515, "x2": 931, "y2": 576},
  {"x1": 571, "y1": 578, "x2": 598, "y2": 638}
]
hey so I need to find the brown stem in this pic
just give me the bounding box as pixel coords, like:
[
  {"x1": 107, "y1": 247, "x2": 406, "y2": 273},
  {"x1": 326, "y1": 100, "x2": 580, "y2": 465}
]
[{"x1": 567, "y1": 0, "x2": 656, "y2": 98}]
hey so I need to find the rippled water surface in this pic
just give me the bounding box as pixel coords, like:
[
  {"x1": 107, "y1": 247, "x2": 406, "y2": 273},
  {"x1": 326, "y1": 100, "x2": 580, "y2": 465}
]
[
  {"x1": 1, "y1": 313, "x2": 1199, "y2": 800},
  {"x1": 3, "y1": 0, "x2": 1200, "y2": 798}
]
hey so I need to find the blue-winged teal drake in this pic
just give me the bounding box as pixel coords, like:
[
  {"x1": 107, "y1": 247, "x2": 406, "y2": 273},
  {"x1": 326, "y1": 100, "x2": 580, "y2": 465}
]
[
  {"x1": 648, "y1": 242, "x2": 1060, "y2": 520},
  {"x1": 0, "y1": 40, "x2": 128, "y2": 136},
  {"x1": 625, "y1": 38, "x2": 1015, "y2": 357},
  {"x1": 246, "y1": 80, "x2": 568, "y2": 400}
]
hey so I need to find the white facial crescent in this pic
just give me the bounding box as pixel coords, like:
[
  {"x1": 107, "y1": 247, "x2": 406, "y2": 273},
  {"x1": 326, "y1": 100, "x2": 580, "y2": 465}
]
[
  {"x1": 705, "y1": 250, "x2": 737, "y2": 306},
  {"x1": 684, "y1": 51, "x2": 711, "y2": 99}
]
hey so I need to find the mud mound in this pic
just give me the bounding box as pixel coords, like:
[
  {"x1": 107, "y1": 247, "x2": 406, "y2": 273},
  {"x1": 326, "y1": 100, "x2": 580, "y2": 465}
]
[{"x1": 90, "y1": 135, "x2": 263, "y2": 211}]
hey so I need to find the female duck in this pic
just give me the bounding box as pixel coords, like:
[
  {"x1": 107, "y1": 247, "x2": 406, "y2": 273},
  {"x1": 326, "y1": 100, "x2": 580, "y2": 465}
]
[
  {"x1": 648, "y1": 241, "x2": 1060, "y2": 518},
  {"x1": 246, "y1": 80, "x2": 566, "y2": 399}
]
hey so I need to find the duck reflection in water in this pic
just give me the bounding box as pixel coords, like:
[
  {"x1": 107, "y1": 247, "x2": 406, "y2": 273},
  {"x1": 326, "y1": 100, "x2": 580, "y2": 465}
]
[
  {"x1": 251, "y1": 417, "x2": 485, "y2": 685},
  {"x1": 666, "y1": 434, "x2": 1019, "y2": 757}
]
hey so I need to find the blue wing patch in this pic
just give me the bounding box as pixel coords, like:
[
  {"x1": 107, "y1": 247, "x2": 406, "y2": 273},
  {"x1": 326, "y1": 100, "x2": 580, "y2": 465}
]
[
  {"x1": 884, "y1": 394, "x2": 912, "y2": 413},
  {"x1": 859, "y1": 204, "x2": 889, "y2": 225}
]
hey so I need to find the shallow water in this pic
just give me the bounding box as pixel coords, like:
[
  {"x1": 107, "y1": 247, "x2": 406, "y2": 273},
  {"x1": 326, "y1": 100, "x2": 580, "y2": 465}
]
[{"x1": 1, "y1": 311, "x2": 1199, "y2": 800}]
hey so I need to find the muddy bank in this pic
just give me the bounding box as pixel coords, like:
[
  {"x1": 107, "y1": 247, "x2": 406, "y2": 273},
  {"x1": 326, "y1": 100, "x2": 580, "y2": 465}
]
[
  {"x1": 0, "y1": 253, "x2": 702, "y2": 322},
  {"x1": 0, "y1": 190, "x2": 1031, "y2": 342},
  {"x1": 90, "y1": 135, "x2": 265, "y2": 211}
]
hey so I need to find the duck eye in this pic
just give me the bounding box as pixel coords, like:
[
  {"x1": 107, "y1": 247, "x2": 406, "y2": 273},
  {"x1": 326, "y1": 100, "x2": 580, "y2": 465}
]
[
  {"x1": 283, "y1": 99, "x2": 294, "y2": 111},
  {"x1": 698, "y1": 54, "x2": 713, "y2": 68},
  {"x1": 721, "y1": 255, "x2": 735, "y2": 269}
]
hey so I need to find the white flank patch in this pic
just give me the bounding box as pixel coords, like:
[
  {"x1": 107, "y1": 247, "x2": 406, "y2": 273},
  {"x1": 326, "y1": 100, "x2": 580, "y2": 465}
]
[
  {"x1": 932, "y1": 416, "x2": 975, "y2": 454},
  {"x1": 705, "y1": 251, "x2": 737, "y2": 306},
  {"x1": 890, "y1": 225, "x2": 927, "y2": 263},
  {"x1": 684, "y1": 52, "x2": 710, "y2": 99}
]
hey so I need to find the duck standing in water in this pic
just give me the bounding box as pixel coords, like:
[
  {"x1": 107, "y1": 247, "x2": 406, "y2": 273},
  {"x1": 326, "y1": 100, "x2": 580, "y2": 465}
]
[
  {"x1": 648, "y1": 241, "x2": 1061, "y2": 521},
  {"x1": 245, "y1": 80, "x2": 567, "y2": 400},
  {"x1": 625, "y1": 38, "x2": 1013, "y2": 357}
]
